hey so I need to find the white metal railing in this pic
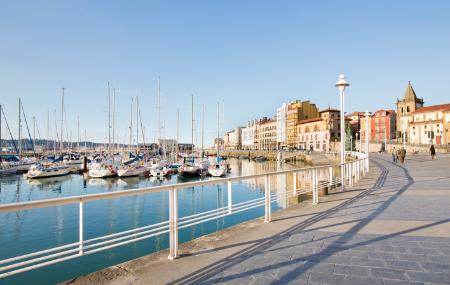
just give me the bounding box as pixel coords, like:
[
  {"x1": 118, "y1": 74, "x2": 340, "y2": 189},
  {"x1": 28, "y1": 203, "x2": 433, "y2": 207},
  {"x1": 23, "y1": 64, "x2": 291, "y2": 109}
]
[{"x1": 0, "y1": 152, "x2": 369, "y2": 278}]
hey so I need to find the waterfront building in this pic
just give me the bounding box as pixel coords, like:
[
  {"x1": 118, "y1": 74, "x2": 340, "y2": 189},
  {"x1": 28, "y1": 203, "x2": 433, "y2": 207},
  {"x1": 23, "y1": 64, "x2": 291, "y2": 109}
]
[
  {"x1": 408, "y1": 103, "x2": 450, "y2": 145},
  {"x1": 347, "y1": 111, "x2": 365, "y2": 135},
  {"x1": 241, "y1": 120, "x2": 258, "y2": 150},
  {"x1": 286, "y1": 100, "x2": 320, "y2": 148},
  {"x1": 257, "y1": 117, "x2": 277, "y2": 150},
  {"x1": 370, "y1": 110, "x2": 396, "y2": 142},
  {"x1": 158, "y1": 139, "x2": 177, "y2": 155},
  {"x1": 360, "y1": 115, "x2": 371, "y2": 143},
  {"x1": 395, "y1": 81, "x2": 424, "y2": 142},
  {"x1": 213, "y1": 138, "x2": 224, "y2": 150},
  {"x1": 276, "y1": 103, "x2": 287, "y2": 149},
  {"x1": 296, "y1": 108, "x2": 342, "y2": 152},
  {"x1": 224, "y1": 127, "x2": 242, "y2": 150}
]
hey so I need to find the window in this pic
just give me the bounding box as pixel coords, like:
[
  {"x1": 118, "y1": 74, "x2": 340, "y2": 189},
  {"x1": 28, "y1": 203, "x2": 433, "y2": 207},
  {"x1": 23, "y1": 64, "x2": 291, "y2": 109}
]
[{"x1": 407, "y1": 106, "x2": 410, "y2": 112}]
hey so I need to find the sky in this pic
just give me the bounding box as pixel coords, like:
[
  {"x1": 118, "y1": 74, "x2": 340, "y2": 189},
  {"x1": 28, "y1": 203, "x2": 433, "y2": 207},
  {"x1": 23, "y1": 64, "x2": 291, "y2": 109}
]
[{"x1": 1, "y1": 0, "x2": 450, "y2": 146}]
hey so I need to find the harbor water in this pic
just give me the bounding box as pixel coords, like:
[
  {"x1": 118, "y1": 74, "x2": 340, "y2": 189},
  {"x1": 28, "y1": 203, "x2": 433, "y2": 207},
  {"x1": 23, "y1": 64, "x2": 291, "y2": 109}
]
[{"x1": 0, "y1": 158, "x2": 334, "y2": 285}]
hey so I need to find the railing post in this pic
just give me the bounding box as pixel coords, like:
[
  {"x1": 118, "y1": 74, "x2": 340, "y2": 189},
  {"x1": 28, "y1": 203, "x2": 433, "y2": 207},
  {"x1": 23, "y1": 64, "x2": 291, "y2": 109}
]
[
  {"x1": 168, "y1": 186, "x2": 178, "y2": 260},
  {"x1": 313, "y1": 168, "x2": 318, "y2": 204},
  {"x1": 341, "y1": 163, "x2": 345, "y2": 191},
  {"x1": 293, "y1": 172, "x2": 297, "y2": 196},
  {"x1": 227, "y1": 181, "x2": 232, "y2": 214},
  {"x1": 329, "y1": 166, "x2": 333, "y2": 188},
  {"x1": 264, "y1": 175, "x2": 271, "y2": 223},
  {"x1": 79, "y1": 201, "x2": 84, "y2": 255},
  {"x1": 349, "y1": 162, "x2": 353, "y2": 187}
]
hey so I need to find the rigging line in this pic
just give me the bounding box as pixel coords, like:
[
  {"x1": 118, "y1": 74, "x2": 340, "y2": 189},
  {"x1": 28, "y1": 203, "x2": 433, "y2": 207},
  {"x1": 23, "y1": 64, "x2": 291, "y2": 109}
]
[
  {"x1": 19, "y1": 101, "x2": 36, "y2": 157},
  {"x1": 1, "y1": 108, "x2": 19, "y2": 155}
]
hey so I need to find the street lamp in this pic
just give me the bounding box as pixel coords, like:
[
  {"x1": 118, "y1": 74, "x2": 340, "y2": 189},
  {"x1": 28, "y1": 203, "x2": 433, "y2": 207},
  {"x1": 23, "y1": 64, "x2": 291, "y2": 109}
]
[
  {"x1": 364, "y1": 111, "x2": 371, "y2": 171},
  {"x1": 335, "y1": 74, "x2": 349, "y2": 191}
]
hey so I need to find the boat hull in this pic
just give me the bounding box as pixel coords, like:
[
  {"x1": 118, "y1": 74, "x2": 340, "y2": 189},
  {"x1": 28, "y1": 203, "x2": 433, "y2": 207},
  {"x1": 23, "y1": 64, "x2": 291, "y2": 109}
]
[
  {"x1": 117, "y1": 167, "x2": 147, "y2": 177},
  {"x1": 88, "y1": 169, "x2": 117, "y2": 178},
  {"x1": 27, "y1": 168, "x2": 70, "y2": 179}
]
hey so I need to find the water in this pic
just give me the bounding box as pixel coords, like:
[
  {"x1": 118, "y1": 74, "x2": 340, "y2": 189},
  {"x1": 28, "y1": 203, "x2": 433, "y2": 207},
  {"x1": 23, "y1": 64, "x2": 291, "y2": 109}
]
[{"x1": 0, "y1": 158, "x2": 328, "y2": 285}]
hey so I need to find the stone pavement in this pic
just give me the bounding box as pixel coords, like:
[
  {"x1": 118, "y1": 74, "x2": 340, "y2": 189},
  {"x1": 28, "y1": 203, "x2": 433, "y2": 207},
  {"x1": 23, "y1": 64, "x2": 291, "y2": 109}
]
[{"x1": 67, "y1": 153, "x2": 450, "y2": 285}]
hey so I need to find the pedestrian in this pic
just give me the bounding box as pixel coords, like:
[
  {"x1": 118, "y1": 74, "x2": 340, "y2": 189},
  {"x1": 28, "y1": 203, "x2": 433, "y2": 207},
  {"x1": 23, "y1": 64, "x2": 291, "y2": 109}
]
[
  {"x1": 399, "y1": 147, "x2": 406, "y2": 164},
  {"x1": 430, "y1": 144, "x2": 436, "y2": 160},
  {"x1": 392, "y1": 147, "x2": 397, "y2": 163}
]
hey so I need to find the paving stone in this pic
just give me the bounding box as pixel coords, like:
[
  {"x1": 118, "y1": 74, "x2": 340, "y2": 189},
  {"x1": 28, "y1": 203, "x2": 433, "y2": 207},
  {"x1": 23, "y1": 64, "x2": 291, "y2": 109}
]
[
  {"x1": 351, "y1": 256, "x2": 386, "y2": 267},
  {"x1": 370, "y1": 268, "x2": 407, "y2": 281},
  {"x1": 381, "y1": 280, "x2": 424, "y2": 285},
  {"x1": 344, "y1": 275, "x2": 384, "y2": 285},
  {"x1": 419, "y1": 261, "x2": 450, "y2": 273},
  {"x1": 334, "y1": 264, "x2": 369, "y2": 276},
  {"x1": 406, "y1": 270, "x2": 450, "y2": 284},
  {"x1": 385, "y1": 260, "x2": 422, "y2": 271},
  {"x1": 308, "y1": 272, "x2": 347, "y2": 285},
  {"x1": 397, "y1": 254, "x2": 429, "y2": 263}
]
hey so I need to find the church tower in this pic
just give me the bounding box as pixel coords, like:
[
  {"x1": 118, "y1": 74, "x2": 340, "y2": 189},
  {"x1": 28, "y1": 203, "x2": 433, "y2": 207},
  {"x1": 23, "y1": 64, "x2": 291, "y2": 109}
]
[{"x1": 395, "y1": 81, "x2": 424, "y2": 141}]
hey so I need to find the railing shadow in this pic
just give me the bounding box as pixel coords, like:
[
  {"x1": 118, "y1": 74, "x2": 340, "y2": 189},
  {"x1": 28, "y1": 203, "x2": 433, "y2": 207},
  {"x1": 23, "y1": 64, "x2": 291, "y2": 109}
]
[{"x1": 168, "y1": 156, "x2": 413, "y2": 284}]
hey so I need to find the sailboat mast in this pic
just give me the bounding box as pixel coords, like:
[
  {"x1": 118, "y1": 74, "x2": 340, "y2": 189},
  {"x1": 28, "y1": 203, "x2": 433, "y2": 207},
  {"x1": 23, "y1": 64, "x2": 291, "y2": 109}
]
[
  {"x1": 77, "y1": 115, "x2": 80, "y2": 152},
  {"x1": 136, "y1": 96, "x2": 139, "y2": 154},
  {"x1": 158, "y1": 77, "x2": 161, "y2": 149},
  {"x1": 112, "y1": 88, "x2": 116, "y2": 155},
  {"x1": 191, "y1": 95, "x2": 195, "y2": 156},
  {"x1": 129, "y1": 97, "x2": 133, "y2": 152},
  {"x1": 33, "y1": 116, "x2": 36, "y2": 152},
  {"x1": 217, "y1": 101, "x2": 220, "y2": 156},
  {"x1": 107, "y1": 82, "x2": 111, "y2": 158},
  {"x1": 201, "y1": 104, "x2": 204, "y2": 157},
  {"x1": 18, "y1": 98, "x2": 21, "y2": 156},
  {"x1": 46, "y1": 108, "x2": 49, "y2": 154},
  {"x1": 176, "y1": 108, "x2": 179, "y2": 160},
  {"x1": 60, "y1": 88, "x2": 64, "y2": 155}
]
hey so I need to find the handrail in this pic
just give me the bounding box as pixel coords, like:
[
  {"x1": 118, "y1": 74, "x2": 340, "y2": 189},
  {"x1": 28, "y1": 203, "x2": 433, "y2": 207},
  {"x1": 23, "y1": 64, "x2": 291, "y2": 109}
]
[
  {"x1": 0, "y1": 151, "x2": 369, "y2": 279},
  {"x1": 0, "y1": 152, "x2": 366, "y2": 213}
]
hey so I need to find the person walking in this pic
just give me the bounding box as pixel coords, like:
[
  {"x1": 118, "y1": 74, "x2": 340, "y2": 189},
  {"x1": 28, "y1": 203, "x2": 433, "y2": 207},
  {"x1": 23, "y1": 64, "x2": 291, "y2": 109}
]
[
  {"x1": 392, "y1": 147, "x2": 397, "y2": 163},
  {"x1": 430, "y1": 144, "x2": 436, "y2": 160},
  {"x1": 398, "y1": 147, "x2": 406, "y2": 164}
]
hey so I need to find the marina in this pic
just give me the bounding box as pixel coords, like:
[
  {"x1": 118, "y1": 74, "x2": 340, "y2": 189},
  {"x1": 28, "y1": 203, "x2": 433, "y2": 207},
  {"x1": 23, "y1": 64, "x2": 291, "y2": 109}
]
[{"x1": 0, "y1": 157, "x2": 318, "y2": 285}]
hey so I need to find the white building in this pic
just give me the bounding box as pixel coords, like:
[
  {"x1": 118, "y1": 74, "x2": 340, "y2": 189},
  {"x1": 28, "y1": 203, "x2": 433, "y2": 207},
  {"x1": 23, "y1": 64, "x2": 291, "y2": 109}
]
[
  {"x1": 241, "y1": 120, "x2": 257, "y2": 150},
  {"x1": 408, "y1": 104, "x2": 450, "y2": 145},
  {"x1": 276, "y1": 103, "x2": 287, "y2": 149}
]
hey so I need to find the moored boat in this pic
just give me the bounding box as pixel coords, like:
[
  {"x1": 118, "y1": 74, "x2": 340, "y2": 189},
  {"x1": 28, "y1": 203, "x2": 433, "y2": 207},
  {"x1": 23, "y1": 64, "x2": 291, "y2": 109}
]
[
  {"x1": 27, "y1": 163, "x2": 70, "y2": 179},
  {"x1": 0, "y1": 163, "x2": 17, "y2": 176},
  {"x1": 88, "y1": 162, "x2": 117, "y2": 178},
  {"x1": 117, "y1": 163, "x2": 148, "y2": 177}
]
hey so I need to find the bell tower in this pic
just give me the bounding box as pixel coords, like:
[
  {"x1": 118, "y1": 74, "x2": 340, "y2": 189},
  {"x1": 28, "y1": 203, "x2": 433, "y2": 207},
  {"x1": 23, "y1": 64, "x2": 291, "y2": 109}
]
[{"x1": 395, "y1": 81, "x2": 424, "y2": 141}]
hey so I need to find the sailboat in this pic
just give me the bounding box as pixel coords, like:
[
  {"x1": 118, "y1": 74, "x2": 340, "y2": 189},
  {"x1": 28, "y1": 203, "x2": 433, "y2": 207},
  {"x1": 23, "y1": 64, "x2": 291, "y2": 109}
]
[
  {"x1": 179, "y1": 94, "x2": 202, "y2": 177},
  {"x1": 208, "y1": 102, "x2": 228, "y2": 177},
  {"x1": 27, "y1": 162, "x2": 70, "y2": 178},
  {"x1": 88, "y1": 83, "x2": 118, "y2": 178}
]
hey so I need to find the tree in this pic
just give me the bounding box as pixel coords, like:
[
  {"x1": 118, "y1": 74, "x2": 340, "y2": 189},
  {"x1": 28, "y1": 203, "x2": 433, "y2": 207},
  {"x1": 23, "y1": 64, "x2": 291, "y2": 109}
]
[{"x1": 345, "y1": 126, "x2": 355, "y2": 151}]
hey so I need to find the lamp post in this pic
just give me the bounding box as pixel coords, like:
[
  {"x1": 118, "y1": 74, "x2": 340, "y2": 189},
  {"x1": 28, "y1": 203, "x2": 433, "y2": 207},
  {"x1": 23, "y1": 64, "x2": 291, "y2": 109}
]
[
  {"x1": 358, "y1": 131, "x2": 362, "y2": 153},
  {"x1": 384, "y1": 127, "x2": 387, "y2": 152},
  {"x1": 364, "y1": 111, "x2": 371, "y2": 171},
  {"x1": 335, "y1": 74, "x2": 349, "y2": 191}
]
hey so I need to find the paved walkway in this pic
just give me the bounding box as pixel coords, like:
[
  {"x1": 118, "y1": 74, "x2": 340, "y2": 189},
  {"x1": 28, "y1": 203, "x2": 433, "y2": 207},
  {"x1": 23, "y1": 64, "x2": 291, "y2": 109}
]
[{"x1": 68, "y1": 153, "x2": 450, "y2": 285}]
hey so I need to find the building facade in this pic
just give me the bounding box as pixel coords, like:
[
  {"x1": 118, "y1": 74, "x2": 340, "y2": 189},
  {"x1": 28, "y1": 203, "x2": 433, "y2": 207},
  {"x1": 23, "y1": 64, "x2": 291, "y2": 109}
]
[
  {"x1": 276, "y1": 103, "x2": 287, "y2": 149},
  {"x1": 241, "y1": 120, "x2": 257, "y2": 150},
  {"x1": 296, "y1": 108, "x2": 342, "y2": 152},
  {"x1": 395, "y1": 82, "x2": 424, "y2": 142},
  {"x1": 408, "y1": 104, "x2": 450, "y2": 145},
  {"x1": 286, "y1": 100, "x2": 320, "y2": 148},
  {"x1": 224, "y1": 127, "x2": 242, "y2": 150},
  {"x1": 370, "y1": 110, "x2": 396, "y2": 142},
  {"x1": 257, "y1": 117, "x2": 277, "y2": 150}
]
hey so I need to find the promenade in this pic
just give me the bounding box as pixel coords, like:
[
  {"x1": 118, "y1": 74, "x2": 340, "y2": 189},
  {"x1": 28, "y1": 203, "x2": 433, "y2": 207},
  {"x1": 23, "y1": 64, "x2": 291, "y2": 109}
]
[{"x1": 67, "y1": 153, "x2": 450, "y2": 285}]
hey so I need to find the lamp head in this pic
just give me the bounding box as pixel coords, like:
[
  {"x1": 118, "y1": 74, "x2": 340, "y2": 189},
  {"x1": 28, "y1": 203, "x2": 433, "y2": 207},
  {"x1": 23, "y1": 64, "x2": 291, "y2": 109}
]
[{"x1": 335, "y1": 74, "x2": 350, "y2": 91}]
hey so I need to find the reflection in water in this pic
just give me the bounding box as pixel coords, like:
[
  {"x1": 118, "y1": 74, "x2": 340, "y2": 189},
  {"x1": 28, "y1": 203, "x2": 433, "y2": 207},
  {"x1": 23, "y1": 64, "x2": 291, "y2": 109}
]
[{"x1": 0, "y1": 158, "x2": 314, "y2": 285}]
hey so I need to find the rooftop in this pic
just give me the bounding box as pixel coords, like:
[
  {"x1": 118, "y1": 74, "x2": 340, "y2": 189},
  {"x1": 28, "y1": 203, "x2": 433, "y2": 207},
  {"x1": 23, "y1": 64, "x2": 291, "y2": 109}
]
[{"x1": 411, "y1": 103, "x2": 450, "y2": 114}]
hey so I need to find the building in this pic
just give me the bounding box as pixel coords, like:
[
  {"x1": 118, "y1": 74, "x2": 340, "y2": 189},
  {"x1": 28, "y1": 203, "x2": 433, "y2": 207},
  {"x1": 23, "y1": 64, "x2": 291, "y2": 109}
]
[
  {"x1": 158, "y1": 139, "x2": 177, "y2": 155},
  {"x1": 360, "y1": 115, "x2": 371, "y2": 142},
  {"x1": 395, "y1": 82, "x2": 424, "y2": 142},
  {"x1": 347, "y1": 112, "x2": 365, "y2": 135},
  {"x1": 257, "y1": 117, "x2": 277, "y2": 150},
  {"x1": 370, "y1": 110, "x2": 396, "y2": 142},
  {"x1": 213, "y1": 138, "x2": 224, "y2": 150},
  {"x1": 408, "y1": 104, "x2": 450, "y2": 145},
  {"x1": 276, "y1": 103, "x2": 287, "y2": 149},
  {"x1": 296, "y1": 108, "x2": 342, "y2": 152},
  {"x1": 286, "y1": 100, "x2": 320, "y2": 148},
  {"x1": 224, "y1": 127, "x2": 242, "y2": 150},
  {"x1": 241, "y1": 120, "x2": 257, "y2": 150}
]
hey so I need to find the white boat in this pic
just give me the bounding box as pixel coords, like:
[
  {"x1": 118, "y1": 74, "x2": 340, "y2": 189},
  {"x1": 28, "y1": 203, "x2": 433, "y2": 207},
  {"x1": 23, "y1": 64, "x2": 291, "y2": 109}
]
[
  {"x1": 88, "y1": 162, "x2": 117, "y2": 178},
  {"x1": 63, "y1": 153, "x2": 82, "y2": 165},
  {"x1": 208, "y1": 163, "x2": 227, "y2": 177},
  {"x1": 27, "y1": 163, "x2": 71, "y2": 179},
  {"x1": 117, "y1": 164, "x2": 148, "y2": 177},
  {"x1": 0, "y1": 163, "x2": 17, "y2": 176},
  {"x1": 179, "y1": 158, "x2": 202, "y2": 177},
  {"x1": 150, "y1": 166, "x2": 172, "y2": 178}
]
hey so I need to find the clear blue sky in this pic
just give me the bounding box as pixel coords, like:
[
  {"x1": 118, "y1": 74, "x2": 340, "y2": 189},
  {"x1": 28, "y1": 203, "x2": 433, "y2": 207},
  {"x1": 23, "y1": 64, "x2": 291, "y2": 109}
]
[{"x1": 1, "y1": 1, "x2": 450, "y2": 146}]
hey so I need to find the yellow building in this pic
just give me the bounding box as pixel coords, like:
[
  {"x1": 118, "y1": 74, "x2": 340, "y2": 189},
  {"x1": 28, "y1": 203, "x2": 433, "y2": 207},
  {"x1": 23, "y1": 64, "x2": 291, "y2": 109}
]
[
  {"x1": 286, "y1": 100, "x2": 319, "y2": 148},
  {"x1": 257, "y1": 117, "x2": 277, "y2": 150}
]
